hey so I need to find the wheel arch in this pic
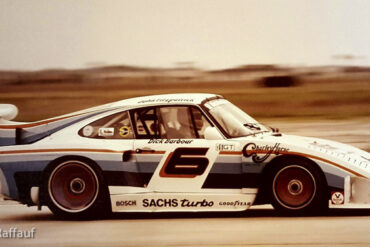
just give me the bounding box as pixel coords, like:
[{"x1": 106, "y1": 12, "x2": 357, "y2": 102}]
[
  {"x1": 39, "y1": 155, "x2": 107, "y2": 206},
  {"x1": 255, "y1": 154, "x2": 329, "y2": 205}
]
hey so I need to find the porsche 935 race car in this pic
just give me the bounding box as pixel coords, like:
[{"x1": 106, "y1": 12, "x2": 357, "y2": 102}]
[{"x1": 0, "y1": 93, "x2": 369, "y2": 217}]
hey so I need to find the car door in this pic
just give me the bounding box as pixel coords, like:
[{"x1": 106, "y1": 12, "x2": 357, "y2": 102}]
[{"x1": 131, "y1": 105, "x2": 239, "y2": 193}]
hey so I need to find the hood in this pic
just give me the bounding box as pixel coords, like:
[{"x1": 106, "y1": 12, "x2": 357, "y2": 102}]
[{"x1": 239, "y1": 132, "x2": 370, "y2": 178}]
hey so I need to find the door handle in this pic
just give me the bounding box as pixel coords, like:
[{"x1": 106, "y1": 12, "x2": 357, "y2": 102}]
[
  {"x1": 136, "y1": 147, "x2": 155, "y2": 153},
  {"x1": 122, "y1": 151, "x2": 132, "y2": 162}
]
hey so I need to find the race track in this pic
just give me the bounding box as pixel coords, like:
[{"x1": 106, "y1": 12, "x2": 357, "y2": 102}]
[{"x1": 0, "y1": 204, "x2": 370, "y2": 247}]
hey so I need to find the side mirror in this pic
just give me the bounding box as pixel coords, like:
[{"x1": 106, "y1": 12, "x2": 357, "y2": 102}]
[{"x1": 204, "y1": 126, "x2": 224, "y2": 140}]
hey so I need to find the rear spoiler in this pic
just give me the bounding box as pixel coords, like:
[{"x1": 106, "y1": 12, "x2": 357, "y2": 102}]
[{"x1": 0, "y1": 107, "x2": 109, "y2": 147}]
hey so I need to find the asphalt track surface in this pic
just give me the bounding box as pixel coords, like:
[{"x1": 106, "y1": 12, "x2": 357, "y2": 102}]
[{"x1": 0, "y1": 204, "x2": 370, "y2": 247}]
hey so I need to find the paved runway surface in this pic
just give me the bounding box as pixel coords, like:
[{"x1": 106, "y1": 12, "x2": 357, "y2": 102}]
[{"x1": 0, "y1": 205, "x2": 370, "y2": 247}]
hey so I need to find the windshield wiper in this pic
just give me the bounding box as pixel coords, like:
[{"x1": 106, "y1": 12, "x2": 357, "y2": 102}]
[{"x1": 243, "y1": 123, "x2": 261, "y2": 131}]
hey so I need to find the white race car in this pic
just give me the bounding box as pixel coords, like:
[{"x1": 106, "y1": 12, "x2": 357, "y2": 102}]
[{"x1": 0, "y1": 93, "x2": 369, "y2": 217}]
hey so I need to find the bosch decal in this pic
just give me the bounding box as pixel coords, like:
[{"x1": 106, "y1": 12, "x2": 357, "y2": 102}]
[{"x1": 116, "y1": 200, "x2": 137, "y2": 207}]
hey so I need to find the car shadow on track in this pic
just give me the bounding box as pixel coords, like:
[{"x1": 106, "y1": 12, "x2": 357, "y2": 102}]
[
  {"x1": 109, "y1": 208, "x2": 370, "y2": 221},
  {"x1": 2, "y1": 207, "x2": 370, "y2": 222}
]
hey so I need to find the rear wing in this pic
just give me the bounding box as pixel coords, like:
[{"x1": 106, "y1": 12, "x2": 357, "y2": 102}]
[
  {"x1": 0, "y1": 105, "x2": 109, "y2": 147},
  {"x1": 0, "y1": 104, "x2": 18, "y2": 123}
]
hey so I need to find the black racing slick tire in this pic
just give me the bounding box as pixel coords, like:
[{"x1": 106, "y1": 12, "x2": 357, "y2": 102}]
[
  {"x1": 268, "y1": 157, "x2": 328, "y2": 215},
  {"x1": 43, "y1": 158, "x2": 110, "y2": 219}
]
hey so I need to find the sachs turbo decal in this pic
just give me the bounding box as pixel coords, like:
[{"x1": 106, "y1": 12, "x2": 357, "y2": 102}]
[{"x1": 0, "y1": 93, "x2": 369, "y2": 218}]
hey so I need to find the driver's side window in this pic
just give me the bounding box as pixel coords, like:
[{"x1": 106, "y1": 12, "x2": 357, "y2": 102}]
[
  {"x1": 131, "y1": 107, "x2": 160, "y2": 139},
  {"x1": 158, "y1": 106, "x2": 195, "y2": 139}
]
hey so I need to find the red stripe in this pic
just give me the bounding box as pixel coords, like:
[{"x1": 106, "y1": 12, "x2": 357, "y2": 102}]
[
  {"x1": 0, "y1": 148, "x2": 166, "y2": 155},
  {"x1": 219, "y1": 150, "x2": 366, "y2": 178}
]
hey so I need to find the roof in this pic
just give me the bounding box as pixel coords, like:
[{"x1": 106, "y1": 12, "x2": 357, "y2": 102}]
[
  {"x1": 16, "y1": 93, "x2": 221, "y2": 125},
  {"x1": 62, "y1": 93, "x2": 219, "y2": 118},
  {"x1": 109, "y1": 93, "x2": 219, "y2": 108},
  {"x1": 0, "y1": 93, "x2": 221, "y2": 128}
]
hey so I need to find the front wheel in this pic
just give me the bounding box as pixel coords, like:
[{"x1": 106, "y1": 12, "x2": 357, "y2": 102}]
[
  {"x1": 268, "y1": 157, "x2": 328, "y2": 215},
  {"x1": 44, "y1": 159, "x2": 109, "y2": 218}
]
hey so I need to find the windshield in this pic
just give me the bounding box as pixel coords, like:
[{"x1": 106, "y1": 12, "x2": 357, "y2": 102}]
[{"x1": 204, "y1": 99, "x2": 268, "y2": 138}]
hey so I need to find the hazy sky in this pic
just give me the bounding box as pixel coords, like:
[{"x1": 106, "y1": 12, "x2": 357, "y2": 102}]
[{"x1": 0, "y1": 0, "x2": 369, "y2": 70}]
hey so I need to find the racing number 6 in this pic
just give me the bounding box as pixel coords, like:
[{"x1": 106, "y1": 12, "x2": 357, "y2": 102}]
[{"x1": 159, "y1": 148, "x2": 209, "y2": 178}]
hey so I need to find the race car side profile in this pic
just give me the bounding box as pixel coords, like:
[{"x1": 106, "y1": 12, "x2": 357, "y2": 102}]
[{"x1": 0, "y1": 93, "x2": 369, "y2": 218}]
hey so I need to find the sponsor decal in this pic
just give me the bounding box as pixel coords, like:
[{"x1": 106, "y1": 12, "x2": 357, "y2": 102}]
[
  {"x1": 331, "y1": 191, "x2": 344, "y2": 205},
  {"x1": 310, "y1": 141, "x2": 337, "y2": 150},
  {"x1": 361, "y1": 156, "x2": 370, "y2": 162},
  {"x1": 82, "y1": 125, "x2": 93, "y2": 137},
  {"x1": 119, "y1": 126, "x2": 130, "y2": 137},
  {"x1": 242, "y1": 143, "x2": 289, "y2": 163},
  {"x1": 142, "y1": 199, "x2": 214, "y2": 208},
  {"x1": 143, "y1": 199, "x2": 178, "y2": 207},
  {"x1": 216, "y1": 143, "x2": 235, "y2": 152},
  {"x1": 116, "y1": 200, "x2": 137, "y2": 207},
  {"x1": 98, "y1": 127, "x2": 114, "y2": 137},
  {"x1": 181, "y1": 199, "x2": 214, "y2": 207},
  {"x1": 138, "y1": 98, "x2": 194, "y2": 104},
  {"x1": 219, "y1": 201, "x2": 251, "y2": 207},
  {"x1": 148, "y1": 139, "x2": 194, "y2": 144}
]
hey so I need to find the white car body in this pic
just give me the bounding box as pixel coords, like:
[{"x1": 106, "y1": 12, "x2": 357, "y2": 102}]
[{"x1": 0, "y1": 93, "x2": 369, "y2": 216}]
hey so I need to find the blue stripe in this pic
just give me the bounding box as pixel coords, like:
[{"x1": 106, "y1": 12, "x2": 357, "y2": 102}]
[
  {"x1": 0, "y1": 161, "x2": 49, "y2": 199},
  {"x1": 209, "y1": 162, "x2": 264, "y2": 174},
  {"x1": 97, "y1": 160, "x2": 158, "y2": 173},
  {"x1": 325, "y1": 173, "x2": 344, "y2": 190},
  {"x1": 0, "y1": 137, "x2": 16, "y2": 146}
]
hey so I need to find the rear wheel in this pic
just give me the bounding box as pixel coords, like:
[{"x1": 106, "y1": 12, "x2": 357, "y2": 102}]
[
  {"x1": 268, "y1": 157, "x2": 328, "y2": 215},
  {"x1": 45, "y1": 159, "x2": 109, "y2": 218}
]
